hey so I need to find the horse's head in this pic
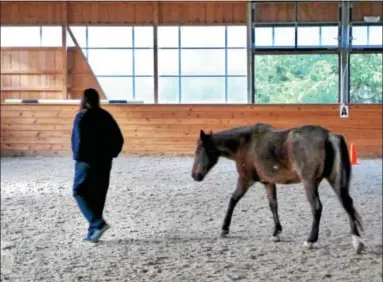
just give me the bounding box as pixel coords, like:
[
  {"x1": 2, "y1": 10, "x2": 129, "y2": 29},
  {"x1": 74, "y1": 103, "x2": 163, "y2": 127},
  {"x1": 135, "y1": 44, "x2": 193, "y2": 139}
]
[{"x1": 191, "y1": 129, "x2": 219, "y2": 182}]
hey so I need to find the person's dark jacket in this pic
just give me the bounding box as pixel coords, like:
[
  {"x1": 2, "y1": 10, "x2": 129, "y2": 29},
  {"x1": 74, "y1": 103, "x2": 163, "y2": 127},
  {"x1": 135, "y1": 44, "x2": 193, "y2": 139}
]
[{"x1": 71, "y1": 108, "x2": 124, "y2": 163}]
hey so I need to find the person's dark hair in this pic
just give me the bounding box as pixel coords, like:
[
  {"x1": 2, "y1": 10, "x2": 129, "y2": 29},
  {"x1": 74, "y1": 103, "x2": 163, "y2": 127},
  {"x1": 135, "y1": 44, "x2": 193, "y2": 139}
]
[{"x1": 80, "y1": 88, "x2": 100, "y2": 111}]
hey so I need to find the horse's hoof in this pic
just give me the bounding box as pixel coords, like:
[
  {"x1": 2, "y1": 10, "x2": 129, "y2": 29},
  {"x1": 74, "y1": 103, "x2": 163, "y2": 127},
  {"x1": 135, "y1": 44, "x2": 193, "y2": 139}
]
[
  {"x1": 220, "y1": 230, "x2": 229, "y2": 238},
  {"x1": 352, "y1": 235, "x2": 365, "y2": 255},
  {"x1": 271, "y1": 235, "x2": 280, "y2": 242},
  {"x1": 303, "y1": 241, "x2": 313, "y2": 249}
]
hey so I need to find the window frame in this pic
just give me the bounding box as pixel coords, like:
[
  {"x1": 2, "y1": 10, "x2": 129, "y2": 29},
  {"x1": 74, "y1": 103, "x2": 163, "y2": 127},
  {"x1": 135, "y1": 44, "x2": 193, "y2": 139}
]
[
  {"x1": 0, "y1": 25, "x2": 63, "y2": 47},
  {"x1": 157, "y1": 25, "x2": 248, "y2": 104},
  {"x1": 1, "y1": 13, "x2": 381, "y2": 105},
  {"x1": 348, "y1": 51, "x2": 383, "y2": 104},
  {"x1": 68, "y1": 25, "x2": 155, "y2": 101},
  {"x1": 252, "y1": 23, "x2": 340, "y2": 53},
  {"x1": 252, "y1": 53, "x2": 341, "y2": 104},
  {"x1": 350, "y1": 23, "x2": 383, "y2": 52}
]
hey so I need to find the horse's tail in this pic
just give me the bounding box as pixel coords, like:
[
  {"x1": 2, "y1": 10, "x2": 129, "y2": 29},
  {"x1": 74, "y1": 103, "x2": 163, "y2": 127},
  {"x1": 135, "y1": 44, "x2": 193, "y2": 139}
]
[{"x1": 327, "y1": 133, "x2": 363, "y2": 233}]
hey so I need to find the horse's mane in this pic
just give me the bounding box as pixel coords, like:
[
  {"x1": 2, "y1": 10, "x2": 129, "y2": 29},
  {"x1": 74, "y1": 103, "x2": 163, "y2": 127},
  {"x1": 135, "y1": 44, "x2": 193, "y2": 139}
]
[{"x1": 213, "y1": 123, "x2": 273, "y2": 140}]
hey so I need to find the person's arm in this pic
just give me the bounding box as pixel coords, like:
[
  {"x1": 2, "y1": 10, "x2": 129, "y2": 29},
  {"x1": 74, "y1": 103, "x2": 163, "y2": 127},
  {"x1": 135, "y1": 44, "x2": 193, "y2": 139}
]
[
  {"x1": 71, "y1": 112, "x2": 84, "y2": 161},
  {"x1": 109, "y1": 114, "x2": 124, "y2": 157}
]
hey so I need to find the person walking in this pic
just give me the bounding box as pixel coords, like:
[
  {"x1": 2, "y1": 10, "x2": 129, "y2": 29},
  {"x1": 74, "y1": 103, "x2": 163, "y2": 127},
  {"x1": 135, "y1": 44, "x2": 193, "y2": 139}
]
[{"x1": 71, "y1": 88, "x2": 124, "y2": 242}]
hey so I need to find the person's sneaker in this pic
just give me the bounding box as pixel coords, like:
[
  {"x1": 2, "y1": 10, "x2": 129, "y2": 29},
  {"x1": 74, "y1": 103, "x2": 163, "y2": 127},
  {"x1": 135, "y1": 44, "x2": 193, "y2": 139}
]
[
  {"x1": 89, "y1": 223, "x2": 110, "y2": 242},
  {"x1": 83, "y1": 231, "x2": 97, "y2": 243}
]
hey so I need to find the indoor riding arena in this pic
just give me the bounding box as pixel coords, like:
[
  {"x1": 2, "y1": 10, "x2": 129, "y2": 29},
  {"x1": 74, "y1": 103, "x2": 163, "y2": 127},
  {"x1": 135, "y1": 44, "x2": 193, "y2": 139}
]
[{"x1": 1, "y1": 1, "x2": 382, "y2": 281}]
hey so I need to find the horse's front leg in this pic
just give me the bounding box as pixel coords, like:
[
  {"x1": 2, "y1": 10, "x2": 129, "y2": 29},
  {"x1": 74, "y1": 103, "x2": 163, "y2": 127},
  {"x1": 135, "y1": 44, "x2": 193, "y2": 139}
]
[
  {"x1": 303, "y1": 183, "x2": 322, "y2": 249},
  {"x1": 221, "y1": 177, "x2": 254, "y2": 237},
  {"x1": 264, "y1": 183, "x2": 282, "y2": 241}
]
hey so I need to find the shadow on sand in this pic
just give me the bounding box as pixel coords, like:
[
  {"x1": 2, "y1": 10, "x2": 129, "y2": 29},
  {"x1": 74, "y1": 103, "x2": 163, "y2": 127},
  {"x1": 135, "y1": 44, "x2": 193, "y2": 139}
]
[{"x1": 96, "y1": 234, "x2": 295, "y2": 246}]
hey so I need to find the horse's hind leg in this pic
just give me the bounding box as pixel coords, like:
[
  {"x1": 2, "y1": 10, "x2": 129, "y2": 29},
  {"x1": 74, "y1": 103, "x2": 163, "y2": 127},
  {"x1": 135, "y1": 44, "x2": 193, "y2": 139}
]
[
  {"x1": 303, "y1": 182, "x2": 322, "y2": 249},
  {"x1": 327, "y1": 176, "x2": 365, "y2": 254},
  {"x1": 265, "y1": 183, "x2": 282, "y2": 241},
  {"x1": 221, "y1": 177, "x2": 253, "y2": 237}
]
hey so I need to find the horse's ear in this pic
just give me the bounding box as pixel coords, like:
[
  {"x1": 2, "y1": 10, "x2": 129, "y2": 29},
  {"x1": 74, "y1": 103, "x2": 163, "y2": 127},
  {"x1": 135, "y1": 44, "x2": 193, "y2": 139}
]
[
  {"x1": 209, "y1": 130, "x2": 213, "y2": 136},
  {"x1": 200, "y1": 129, "x2": 206, "y2": 139},
  {"x1": 200, "y1": 129, "x2": 211, "y2": 145}
]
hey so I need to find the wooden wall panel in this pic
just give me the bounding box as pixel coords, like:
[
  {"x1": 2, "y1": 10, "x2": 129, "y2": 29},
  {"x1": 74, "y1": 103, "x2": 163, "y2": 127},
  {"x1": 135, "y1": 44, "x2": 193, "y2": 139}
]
[
  {"x1": 255, "y1": 3, "x2": 296, "y2": 23},
  {"x1": 158, "y1": 1, "x2": 247, "y2": 24},
  {"x1": 1, "y1": 104, "x2": 381, "y2": 158},
  {"x1": 297, "y1": 2, "x2": 339, "y2": 22},
  {"x1": 1, "y1": 1, "x2": 247, "y2": 25},
  {"x1": 67, "y1": 2, "x2": 156, "y2": 25},
  {"x1": 352, "y1": 1, "x2": 383, "y2": 22},
  {"x1": 0, "y1": 1, "x2": 66, "y2": 25},
  {"x1": 67, "y1": 47, "x2": 106, "y2": 99},
  {"x1": 255, "y1": 2, "x2": 340, "y2": 23},
  {"x1": 0, "y1": 47, "x2": 105, "y2": 101},
  {"x1": 0, "y1": 48, "x2": 65, "y2": 101},
  {"x1": 1, "y1": 1, "x2": 350, "y2": 25}
]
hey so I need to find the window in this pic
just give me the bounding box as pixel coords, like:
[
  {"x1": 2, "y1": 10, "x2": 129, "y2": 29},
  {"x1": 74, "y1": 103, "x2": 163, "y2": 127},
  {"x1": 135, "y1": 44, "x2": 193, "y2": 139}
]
[
  {"x1": 255, "y1": 27, "x2": 273, "y2": 47},
  {"x1": 0, "y1": 26, "x2": 63, "y2": 47},
  {"x1": 350, "y1": 53, "x2": 382, "y2": 104},
  {"x1": 369, "y1": 26, "x2": 383, "y2": 46},
  {"x1": 228, "y1": 77, "x2": 248, "y2": 103},
  {"x1": 321, "y1": 26, "x2": 338, "y2": 46},
  {"x1": 352, "y1": 25, "x2": 383, "y2": 47},
  {"x1": 158, "y1": 50, "x2": 179, "y2": 76},
  {"x1": 0, "y1": 26, "x2": 41, "y2": 47},
  {"x1": 159, "y1": 77, "x2": 179, "y2": 103},
  {"x1": 158, "y1": 26, "x2": 179, "y2": 48},
  {"x1": 88, "y1": 26, "x2": 132, "y2": 48},
  {"x1": 69, "y1": 26, "x2": 154, "y2": 102},
  {"x1": 87, "y1": 49, "x2": 133, "y2": 75},
  {"x1": 254, "y1": 54, "x2": 339, "y2": 104},
  {"x1": 134, "y1": 27, "x2": 153, "y2": 48},
  {"x1": 181, "y1": 49, "x2": 226, "y2": 75},
  {"x1": 181, "y1": 77, "x2": 226, "y2": 103},
  {"x1": 134, "y1": 50, "x2": 154, "y2": 76},
  {"x1": 297, "y1": 26, "x2": 338, "y2": 48},
  {"x1": 180, "y1": 26, "x2": 226, "y2": 47},
  {"x1": 254, "y1": 26, "x2": 296, "y2": 48},
  {"x1": 298, "y1": 27, "x2": 320, "y2": 46},
  {"x1": 275, "y1": 27, "x2": 295, "y2": 47},
  {"x1": 135, "y1": 77, "x2": 154, "y2": 103},
  {"x1": 158, "y1": 25, "x2": 248, "y2": 103},
  {"x1": 227, "y1": 49, "x2": 247, "y2": 75},
  {"x1": 254, "y1": 25, "x2": 339, "y2": 49},
  {"x1": 352, "y1": 26, "x2": 368, "y2": 46},
  {"x1": 227, "y1": 26, "x2": 247, "y2": 48},
  {"x1": 41, "y1": 26, "x2": 62, "y2": 47},
  {"x1": 67, "y1": 26, "x2": 87, "y2": 48},
  {"x1": 97, "y1": 77, "x2": 133, "y2": 100}
]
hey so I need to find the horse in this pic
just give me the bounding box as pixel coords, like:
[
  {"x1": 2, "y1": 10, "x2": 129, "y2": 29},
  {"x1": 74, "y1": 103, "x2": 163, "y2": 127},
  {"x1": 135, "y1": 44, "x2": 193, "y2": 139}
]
[{"x1": 191, "y1": 123, "x2": 365, "y2": 254}]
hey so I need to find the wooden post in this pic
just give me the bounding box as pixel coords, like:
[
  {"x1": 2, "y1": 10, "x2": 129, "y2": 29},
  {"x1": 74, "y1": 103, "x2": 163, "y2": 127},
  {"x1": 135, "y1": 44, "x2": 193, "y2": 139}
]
[
  {"x1": 247, "y1": 2, "x2": 254, "y2": 104},
  {"x1": 153, "y1": 1, "x2": 159, "y2": 104},
  {"x1": 62, "y1": 1, "x2": 68, "y2": 99}
]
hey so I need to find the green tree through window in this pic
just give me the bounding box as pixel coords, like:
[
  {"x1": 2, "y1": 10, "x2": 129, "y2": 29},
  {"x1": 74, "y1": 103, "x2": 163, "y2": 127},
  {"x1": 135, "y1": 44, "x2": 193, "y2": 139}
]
[
  {"x1": 350, "y1": 53, "x2": 383, "y2": 104},
  {"x1": 254, "y1": 54, "x2": 339, "y2": 104}
]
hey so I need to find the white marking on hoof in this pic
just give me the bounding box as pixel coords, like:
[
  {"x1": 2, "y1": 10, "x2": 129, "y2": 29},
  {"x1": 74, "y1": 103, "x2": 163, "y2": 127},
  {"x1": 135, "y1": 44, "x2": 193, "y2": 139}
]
[
  {"x1": 352, "y1": 235, "x2": 365, "y2": 254},
  {"x1": 303, "y1": 241, "x2": 313, "y2": 249},
  {"x1": 220, "y1": 230, "x2": 229, "y2": 238},
  {"x1": 272, "y1": 235, "x2": 280, "y2": 242}
]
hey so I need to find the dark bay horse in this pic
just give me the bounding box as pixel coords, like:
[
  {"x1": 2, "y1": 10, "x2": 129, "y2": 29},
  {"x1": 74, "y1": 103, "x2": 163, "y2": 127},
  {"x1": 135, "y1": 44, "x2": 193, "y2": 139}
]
[{"x1": 191, "y1": 123, "x2": 365, "y2": 254}]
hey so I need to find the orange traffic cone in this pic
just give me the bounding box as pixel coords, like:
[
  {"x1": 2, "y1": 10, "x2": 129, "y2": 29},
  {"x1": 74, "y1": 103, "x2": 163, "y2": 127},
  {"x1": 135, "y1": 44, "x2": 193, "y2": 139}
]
[{"x1": 349, "y1": 143, "x2": 358, "y2": 165}]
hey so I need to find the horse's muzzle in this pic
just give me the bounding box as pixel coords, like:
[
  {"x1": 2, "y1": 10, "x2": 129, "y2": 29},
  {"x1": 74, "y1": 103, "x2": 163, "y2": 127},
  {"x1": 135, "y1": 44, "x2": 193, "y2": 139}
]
[{"x1": 192, "y1": 172, "x2": 203, "y2": 182}]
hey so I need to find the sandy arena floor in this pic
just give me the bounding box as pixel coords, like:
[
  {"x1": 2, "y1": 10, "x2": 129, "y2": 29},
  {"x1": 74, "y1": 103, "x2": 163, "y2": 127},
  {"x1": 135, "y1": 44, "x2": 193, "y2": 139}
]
[{"x1": 1, "y1": 156, "x2": 382, "y2": 282}]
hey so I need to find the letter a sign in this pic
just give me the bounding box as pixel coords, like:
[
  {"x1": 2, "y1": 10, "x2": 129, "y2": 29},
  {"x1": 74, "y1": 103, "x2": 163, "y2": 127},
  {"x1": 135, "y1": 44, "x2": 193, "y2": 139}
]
[{"x1": 340, "y1": 104, "x2": 349, "y2": 118}]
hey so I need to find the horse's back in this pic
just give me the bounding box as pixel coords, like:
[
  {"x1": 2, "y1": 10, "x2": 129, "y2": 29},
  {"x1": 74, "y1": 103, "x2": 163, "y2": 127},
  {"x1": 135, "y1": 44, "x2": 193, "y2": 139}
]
[
  {"x1": 287, "y1": 125, "x2": 333, "y2": 181},
  {"x1": 249, "y1": 124, "x2": 334, "y2": 184},
  {"x1": 248, "y1": 127, "x2": 297, "y2": 183}
]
